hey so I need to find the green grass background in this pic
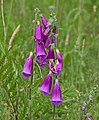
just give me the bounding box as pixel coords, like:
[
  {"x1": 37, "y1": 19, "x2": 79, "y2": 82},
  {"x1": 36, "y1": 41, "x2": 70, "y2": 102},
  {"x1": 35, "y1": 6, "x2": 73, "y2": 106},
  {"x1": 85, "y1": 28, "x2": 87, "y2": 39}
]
[{"x1": 0, "y1": 0, "x2": 99, "y2": 119}]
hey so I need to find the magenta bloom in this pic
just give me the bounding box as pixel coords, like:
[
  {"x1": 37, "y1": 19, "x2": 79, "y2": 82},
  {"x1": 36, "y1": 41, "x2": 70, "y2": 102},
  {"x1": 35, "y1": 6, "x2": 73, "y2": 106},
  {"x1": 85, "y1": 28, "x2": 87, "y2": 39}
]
[
  {"x1": 36, "y1": 42, "x2": 47, "y2": 63},
  {"x1": 41, "y1": 16, "x2": 51, "y2": 28},
  {"x1": 48, "y1": 61, "x2": 62, "y2": 76},
  {"x1": 51, "y1": 36, "x2": 56, "y2": 44},
  {"x1": 41, "y1": 16, "x2": 47, "y2": 28},
  {"x1": 46, "y1": 21, "x2": 51, "y2": 27},
  {"x1": 88, "y1": 116, "x2": 92, "y2": 120},
  {"x1": 56, "y1": 49, "x2": 63, "y2": 63},
  {"x1": 48, "y1": 49, "x2": 62, "y2": 76},
  {"x1": 44, "y1": 27, "x2": 50, "y2": 36},
  {"x1": 34, "y1": 22, "x2": 42, "y2": 42},
  {"x1": 50, "y1": 80, "x2": 62, "y2": 106},
  {"x1": 39, "y1": 72, "x2": 52, "y2": 96},
  {"x1": 43, "y1": 34, "x2": 50, "y2": 48},
  {"x1": 44, "y1": 37, "x2": 50, "y2": 48},
  {"x1": 47, "y1": 48, "x2": 55, "y2": 60},
  {"x1": 82, "y1": 106, "x2": 86, "y2": 111},
  {"x1": 22, "y1": 52, "x2": 33, "y2": 78},
  {"x1": 40, "y1": 59, "x2": 46, "y2": 68}
]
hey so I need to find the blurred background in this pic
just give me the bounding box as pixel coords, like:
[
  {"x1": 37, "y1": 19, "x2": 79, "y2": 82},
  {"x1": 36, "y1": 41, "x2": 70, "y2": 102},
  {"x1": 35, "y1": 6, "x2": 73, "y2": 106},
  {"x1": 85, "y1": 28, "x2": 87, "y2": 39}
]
[{"x1": 0, "y1": 0, "x2": 99, "y2": 120}]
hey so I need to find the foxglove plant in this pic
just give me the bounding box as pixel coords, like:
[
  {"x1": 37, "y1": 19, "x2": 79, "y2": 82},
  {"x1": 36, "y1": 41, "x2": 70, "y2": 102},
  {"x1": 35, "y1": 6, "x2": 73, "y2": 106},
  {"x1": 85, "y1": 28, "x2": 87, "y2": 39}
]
[
  {"x1": 40, "y1": 15, "x2": 63, "y2": 119},
  {"x1": 22, "y1": 10, "x2": 63, "y2": 120}
]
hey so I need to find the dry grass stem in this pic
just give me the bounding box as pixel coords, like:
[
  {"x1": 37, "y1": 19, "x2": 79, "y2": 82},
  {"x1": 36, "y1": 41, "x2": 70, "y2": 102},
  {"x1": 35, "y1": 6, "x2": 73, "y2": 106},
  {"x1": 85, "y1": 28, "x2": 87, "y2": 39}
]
[
  {"x1": 8, "y1": 25, "x2": 20, "y2": 50},
  {"x1": 1, "y1": 0, "x2": 7, "y2": 43}
]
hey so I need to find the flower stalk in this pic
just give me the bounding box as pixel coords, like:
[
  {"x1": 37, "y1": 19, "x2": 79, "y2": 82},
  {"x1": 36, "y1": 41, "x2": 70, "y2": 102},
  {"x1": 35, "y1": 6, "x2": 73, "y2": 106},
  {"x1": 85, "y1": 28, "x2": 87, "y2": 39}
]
[
  {"x1": 29, "y1": 72, "x2": 33, "y2": 120},
  {"x1": 53, "y1": 104, "x2": 56, "y2": 120},
  {"x1": 22, "y1": 9, "x2": 63, "y2": 120},
  {"x1": 52, "y1": 78, "x2": 56, "y2": 120}
]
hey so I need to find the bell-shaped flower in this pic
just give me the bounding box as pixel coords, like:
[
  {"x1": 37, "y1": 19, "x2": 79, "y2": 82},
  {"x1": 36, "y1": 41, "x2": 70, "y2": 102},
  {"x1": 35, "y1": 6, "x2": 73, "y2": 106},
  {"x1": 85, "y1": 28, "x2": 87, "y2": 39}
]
[
  {"x1": 41, "y1": 16, "x2": 47, "y2": 28},
  {"x1": 44, "y1": 37, "x2": 50, "y2": 48},
  {"x1": 88, "y1": 116, "x2": 92, "y2": 120},
  {"x1": 43, "y1": 27, "x2": 50, "y2": 36},
  {"x1": 48, "y1": 61, "x2": 62, "y2": 76},
  {"x1": 48, "y1": 49, "x2": 62, "y2": 76},
  {"x1": 34, "y1": 22, "x2": 42, "y2": 42},
  {"x1": 43, "y1": 33, "x2": 50, "y2": 48},
  {"x1": 50, "y1": 79, "x2": 62, "y2": 106},
  {"x1": 47, "y1": 48, "x2": 55, "y2": 60},
  {"x1": 22, "y1": 52, "x2": 33, "y2": 78},
  {"x1": 41, "y1": 16, "x2": 51, "y2": 28},
  {"x1": 39, "y1": 72, "x2": 52, "y2": 96},
  {"x1": 36, "y1": 42, "x2": 47, "y2": 63},
  {"x1": 56, "y1": 49, "x2": 63, "y2": 63}
]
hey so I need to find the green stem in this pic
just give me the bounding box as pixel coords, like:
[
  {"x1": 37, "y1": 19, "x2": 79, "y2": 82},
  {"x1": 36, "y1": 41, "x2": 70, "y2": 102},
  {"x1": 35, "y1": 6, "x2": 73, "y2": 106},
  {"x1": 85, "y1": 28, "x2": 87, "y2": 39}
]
[
  {"x1": 29, "y1": 73, "x2": 33, "y2": 120},
  {"x1": 4, "y1": 87, "x2": 16, "y2": 119},
  {"x1": 6, "y1": 0, "x2": 13, "y2": 31},
  {"x1": 29, "y1": 33, "x2": 34, "y2": 120},
  {"x1": 82, "y1": 110, "x2": 86, "y2": 120},
  {"x1": 52, "y1": 78, "x2": 56, "y2": 120},
  {"x1": 52, "y1": 75, "x2": 57, "y2": 120},
  {"x1": 52, "y1": 105, "x2": 55, "y2": 120},
  {"x1": 28, "y1": 8, "x2": 39, "y2": 120}
]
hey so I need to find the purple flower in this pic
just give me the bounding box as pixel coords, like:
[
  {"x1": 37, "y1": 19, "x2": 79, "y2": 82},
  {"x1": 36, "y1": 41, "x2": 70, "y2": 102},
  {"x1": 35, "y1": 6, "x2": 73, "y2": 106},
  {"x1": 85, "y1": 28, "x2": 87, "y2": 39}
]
[
  {"x1": 56, "y1": 49, "x2": 63, "y2": 63},
  {"x1": 48, "y1": 49, "x2": 62, "y2": 76},
  {"x1": 48, "y1": 61, "x2": 62, "y2": 76},
  {"x1": 50, "y1": 80, "x2": 62, "y2": 106},
  {"x1": 36, "y1": 42, "x2": 47, "y2": 63},
  {"x1": 44, "y1": 27, "x2": 50, "y2": 36},
  {"x1": 40, "y1": 59, "x2": 46, "y2": 68},
  {"x1": 43, "y1": 33, "x2": 51, "y2": 48},
  {"x1": 41, "y1": 16, "x2": 47, "y2": 28},
  {"x1": 88, "y1": 116, "x2": 92, "y2": 120},
  {"x1": 41, "y1": 16, "x2": 51, "y2": 28},
  {"x1": 34, "y1": 22, "x2": 42, "y2": 42},
  {"x1": 51, "y1": 36, "x2": 56, "y2": 44},
  {"x1": 39, "y1": 72, "x2": 52, "y2": 96},
  {"x1": 47, "y1": 48, "x2": 55, "y2": 60},
  {"x1": 46, "y1": 21, "x2": 51, "y2": 28},
  {"x1": 44, "y1": 37, "x2": 50, "y2": 48},
  {"x1": 22, "y1": 52, "x2": 33, "y2": 78},
  {"x1": 82, "y1": 106, "x2": 86, "y2": 111}
]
